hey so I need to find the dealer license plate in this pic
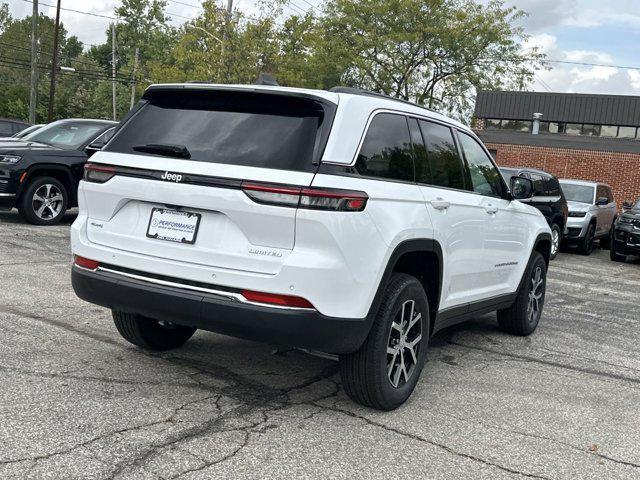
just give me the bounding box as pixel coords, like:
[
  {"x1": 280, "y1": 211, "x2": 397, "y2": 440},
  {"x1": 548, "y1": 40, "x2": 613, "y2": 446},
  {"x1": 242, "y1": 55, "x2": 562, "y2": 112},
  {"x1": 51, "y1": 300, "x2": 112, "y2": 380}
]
[{"x1": 146, "y1": 208, "x2": 201, "y2": 244}]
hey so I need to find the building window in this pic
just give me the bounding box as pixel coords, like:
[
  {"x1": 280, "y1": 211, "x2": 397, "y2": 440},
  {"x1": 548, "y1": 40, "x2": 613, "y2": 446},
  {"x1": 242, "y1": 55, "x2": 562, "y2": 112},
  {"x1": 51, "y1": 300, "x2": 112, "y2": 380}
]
[
  {"x1": 581, "y1": 124, "x2": 601, "y2": 136},
  {"x1": 565, "y1": 123, "x2": 582, "y2": 135},
  {"x1": 548, "y1": 122, "x2": 566, "y2": 134},
  {"x1": 618, "y1": 126, "x2": 637, "y2": 138},
  {"x1": 537, "y1": 122, "x2": 550, "y2": 133},
  {"x1": 501, "y1": 120, "x2": 532, "y2": 132},
  {"x1": 485, "y1": 119, "x2": 502, "y2": 130},
  {"x1": 601, "y1": 125, "x2": 618, "y2": 137}
]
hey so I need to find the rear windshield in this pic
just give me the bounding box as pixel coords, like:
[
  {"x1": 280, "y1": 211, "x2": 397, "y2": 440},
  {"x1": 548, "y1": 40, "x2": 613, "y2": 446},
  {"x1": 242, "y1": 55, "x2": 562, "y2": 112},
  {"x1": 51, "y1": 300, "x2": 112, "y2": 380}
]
[
  {"x1": 105, "y1": 90, "x2": 332, "y2": 172},
  {"x1": 561, "y1": 183, "x2": 594, "y2": 204}
]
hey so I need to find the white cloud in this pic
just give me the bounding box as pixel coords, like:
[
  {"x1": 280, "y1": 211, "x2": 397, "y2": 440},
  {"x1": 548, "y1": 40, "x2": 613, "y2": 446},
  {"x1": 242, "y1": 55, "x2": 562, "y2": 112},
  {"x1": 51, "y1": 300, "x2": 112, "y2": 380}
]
[{"x1": 524, "y1": 33, "x2": 640, "y2": 96}]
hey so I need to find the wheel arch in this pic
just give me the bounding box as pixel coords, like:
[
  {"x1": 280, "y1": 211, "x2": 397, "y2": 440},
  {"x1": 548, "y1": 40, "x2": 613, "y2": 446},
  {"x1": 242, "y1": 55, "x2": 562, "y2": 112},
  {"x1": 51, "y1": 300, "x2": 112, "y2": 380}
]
[
  {"x1": 533, "y1": 232, "x2": 552, "y2": 267},
  {"x1": 367, "y1": 239, "x2": 443, "y2": 337},
  {"x1": 17, "y1": 165, "x2": 77, "y2": 206}
]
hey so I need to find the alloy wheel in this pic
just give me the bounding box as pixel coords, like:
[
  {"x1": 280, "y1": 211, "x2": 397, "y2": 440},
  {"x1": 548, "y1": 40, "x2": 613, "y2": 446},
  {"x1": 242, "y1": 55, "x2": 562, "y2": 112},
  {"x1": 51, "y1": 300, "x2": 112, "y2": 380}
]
[
  {"x1": 386, "y1": 299, "x2": 422, "y2": 388},
  {"x1": 527, "y1": 266, "x2": 544, "y2": 325},
  {"x1": 32, "y1": 184, "x2": 64, "y2": 220}
]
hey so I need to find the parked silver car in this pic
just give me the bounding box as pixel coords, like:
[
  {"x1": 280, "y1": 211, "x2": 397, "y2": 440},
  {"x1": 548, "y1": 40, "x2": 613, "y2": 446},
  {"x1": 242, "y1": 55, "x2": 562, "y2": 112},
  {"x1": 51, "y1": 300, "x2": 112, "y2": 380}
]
[{"x1": 559, "y1": 179, "x2": 618, "y2": 255}]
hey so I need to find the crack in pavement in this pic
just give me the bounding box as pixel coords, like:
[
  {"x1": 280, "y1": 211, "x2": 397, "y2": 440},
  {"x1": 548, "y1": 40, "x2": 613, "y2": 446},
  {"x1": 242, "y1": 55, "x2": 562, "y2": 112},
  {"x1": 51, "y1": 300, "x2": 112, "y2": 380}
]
[
  {"x1": 434, "y1": 410, "x2": 640, "y2": 470},
  {"x1": 447, "y1": 340, "x2": 640, "y2": 386},
  {"x1": 0, "y1": 363, "x2": 214, "y2": 392},
  {"x1": 313, "y1": 402, "x2": 553, "y2": 480}
]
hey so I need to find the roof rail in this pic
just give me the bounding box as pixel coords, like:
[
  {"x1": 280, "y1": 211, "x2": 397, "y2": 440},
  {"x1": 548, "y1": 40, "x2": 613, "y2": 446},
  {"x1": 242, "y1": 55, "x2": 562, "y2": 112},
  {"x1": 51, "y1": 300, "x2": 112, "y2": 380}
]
[{"x1": 328, "y1": 86, "x2": 434, "y2": 112}]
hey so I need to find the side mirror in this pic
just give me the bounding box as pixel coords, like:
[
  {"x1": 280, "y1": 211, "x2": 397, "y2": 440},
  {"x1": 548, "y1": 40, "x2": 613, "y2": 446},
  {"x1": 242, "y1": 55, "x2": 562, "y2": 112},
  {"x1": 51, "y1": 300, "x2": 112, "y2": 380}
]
[
  {"x1": 510, "y1": 176, "x2": 533, "y2": 200},
  {"x1": 623, "y1": 201, "x2": 633, "y2": 210},
  {"x1": 85, "y1": 140, "x2": 106, "y2": 158},
  {"x1": 596, "y1": 197, "x2": 609, "y2": 206}
]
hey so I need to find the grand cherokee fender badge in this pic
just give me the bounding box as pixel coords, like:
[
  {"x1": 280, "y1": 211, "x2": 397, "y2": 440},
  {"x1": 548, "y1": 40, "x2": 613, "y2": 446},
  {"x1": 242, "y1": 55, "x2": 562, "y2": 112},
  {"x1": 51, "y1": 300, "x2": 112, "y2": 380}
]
[{"x1": 161, "y1": 171, "x2": 183, "y2": 182}]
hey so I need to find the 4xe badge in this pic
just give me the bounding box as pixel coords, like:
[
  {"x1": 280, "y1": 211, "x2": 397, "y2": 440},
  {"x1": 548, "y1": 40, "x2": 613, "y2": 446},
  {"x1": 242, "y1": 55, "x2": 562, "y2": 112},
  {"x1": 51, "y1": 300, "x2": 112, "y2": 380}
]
[{"x1": 161, "y1": 171, "x2": 183, "y2": 182}]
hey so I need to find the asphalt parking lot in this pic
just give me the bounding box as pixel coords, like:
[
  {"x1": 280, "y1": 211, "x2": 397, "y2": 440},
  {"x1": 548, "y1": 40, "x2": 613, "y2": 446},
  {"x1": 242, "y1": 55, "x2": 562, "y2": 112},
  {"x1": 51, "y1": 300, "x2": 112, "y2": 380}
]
[{"x1": 1, "y1": 210, "x2": 639, "y2": 480}]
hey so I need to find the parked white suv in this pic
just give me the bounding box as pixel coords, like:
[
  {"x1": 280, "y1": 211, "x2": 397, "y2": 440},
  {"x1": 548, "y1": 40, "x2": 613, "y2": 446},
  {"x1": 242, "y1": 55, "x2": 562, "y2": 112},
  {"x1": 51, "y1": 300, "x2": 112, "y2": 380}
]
[{"x1": 71, "y1": 84, "x2": 551, "y2": 410}]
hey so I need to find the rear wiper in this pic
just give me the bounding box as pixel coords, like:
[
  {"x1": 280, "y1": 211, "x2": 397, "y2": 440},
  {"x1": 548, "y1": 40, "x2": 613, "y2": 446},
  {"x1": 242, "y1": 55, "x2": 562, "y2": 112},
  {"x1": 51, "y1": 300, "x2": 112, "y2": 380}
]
[{"x1": 133, "y1": 143, "x2": 191, "y2": 159}]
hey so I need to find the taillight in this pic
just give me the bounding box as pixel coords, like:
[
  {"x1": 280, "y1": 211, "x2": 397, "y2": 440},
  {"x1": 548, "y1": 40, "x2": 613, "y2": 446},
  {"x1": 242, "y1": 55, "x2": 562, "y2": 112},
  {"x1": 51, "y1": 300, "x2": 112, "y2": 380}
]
[
  {"x1": 84, "y1": 163, "x2": 115, "y2": 183},
  {"x1": 241, "y1": 181, "x2": 367, "y2": 212},
  {"x1": 241, "y1": 182, "x2": 301, "y2": 207},
  {"x1": 242, "y1": 289, "x2": 314, "y2": 309},
  {"x1": 74, "y1": 255, "x2": 100, "y2": 270}
]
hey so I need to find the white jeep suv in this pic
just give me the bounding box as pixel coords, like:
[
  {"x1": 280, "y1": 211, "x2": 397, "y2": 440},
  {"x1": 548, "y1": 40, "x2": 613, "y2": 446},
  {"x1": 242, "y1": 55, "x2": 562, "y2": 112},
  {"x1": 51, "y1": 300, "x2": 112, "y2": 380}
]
[{"x1": 71, "y1": 84, "x2": 551, "y2": 410}]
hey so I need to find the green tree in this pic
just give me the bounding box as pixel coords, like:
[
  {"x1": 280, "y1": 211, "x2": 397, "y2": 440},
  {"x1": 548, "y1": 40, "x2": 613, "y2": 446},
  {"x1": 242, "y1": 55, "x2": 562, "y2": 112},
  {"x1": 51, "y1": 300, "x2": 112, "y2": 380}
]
[{"x1": 318, "y1": 0, "x2": 544, "y2": 120}]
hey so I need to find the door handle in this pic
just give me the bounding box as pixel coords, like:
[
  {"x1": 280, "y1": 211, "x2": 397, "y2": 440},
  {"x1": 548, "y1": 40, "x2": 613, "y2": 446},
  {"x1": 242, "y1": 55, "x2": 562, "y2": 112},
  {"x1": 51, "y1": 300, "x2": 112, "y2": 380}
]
[
  {"x1": 431, "y1": 198, "x2": 451, "y2": 211},
  {"x1": 484, "y1": 204, "x2": 498, "y2": 215}
]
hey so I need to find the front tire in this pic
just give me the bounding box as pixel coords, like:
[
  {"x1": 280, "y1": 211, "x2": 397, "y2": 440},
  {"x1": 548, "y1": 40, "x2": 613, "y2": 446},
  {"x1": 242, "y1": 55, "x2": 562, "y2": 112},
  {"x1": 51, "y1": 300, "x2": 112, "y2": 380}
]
[
  {"x1": 112, "y1": 311, "x2": 197, "y2": 351},
  {"x1": 497, "y1": 252, "x2": 546, "y2": 336},
  {"x1": 18, "y1": 176, "x2": 68, "y2": 225},
  {"x1": 340, "y1": 273, "x2": 429, "y2": 411},
  {"x1": 610, "y1": 240, "x2": 626, "y2": 262},
  {"x1": 550, "y1": 224, "x2": 562, "y2": 260},
  {"x1": 578, "y1": 223, "x2": 595, "y2": 256}
]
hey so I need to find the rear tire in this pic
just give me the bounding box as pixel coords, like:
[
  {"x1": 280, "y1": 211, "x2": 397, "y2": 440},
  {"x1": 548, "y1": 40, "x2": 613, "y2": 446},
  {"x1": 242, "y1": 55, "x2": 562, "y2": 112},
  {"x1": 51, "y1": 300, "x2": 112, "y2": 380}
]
[
  {"x1": 18, "y1": 176, "x2": 68, "y2": 225},
  {"x1": 578, "y1": 223, "x2": 595, "y2": 256},
  {"x1": 497, "y1": 252, "x2": 546, "y2": 336},
  {"x1": 112, "y1": 310, "x2": 196, "y2": 351},
  {"x1": 340, "y1": 273, "x2": 430, "y2": 410},
  {"x1": 600, "y1": 224, "x2": 613, "y2": 250},
  {"x1": 549, "y1": 224, "x2": 562, "y2": 260}
]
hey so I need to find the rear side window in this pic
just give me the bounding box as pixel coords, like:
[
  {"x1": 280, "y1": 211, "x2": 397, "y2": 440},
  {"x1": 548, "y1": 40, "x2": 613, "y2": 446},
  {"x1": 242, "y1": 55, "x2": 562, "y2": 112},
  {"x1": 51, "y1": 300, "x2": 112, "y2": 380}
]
[
  {"x1": 418, "y1": 120, "x2": 465, "y2": 189},
  {"x1": 606, "y1": 186, "x2": 614, "y2": 202},
  {"x1": 458, "y1": 132, "x2": 504, "y2": 197},
  {"x1": 106, "y1": 90, "x2": 331, "y2": 172},
  {"x1": 355, "y1": 113, "x2": 414, "y2": 182}
]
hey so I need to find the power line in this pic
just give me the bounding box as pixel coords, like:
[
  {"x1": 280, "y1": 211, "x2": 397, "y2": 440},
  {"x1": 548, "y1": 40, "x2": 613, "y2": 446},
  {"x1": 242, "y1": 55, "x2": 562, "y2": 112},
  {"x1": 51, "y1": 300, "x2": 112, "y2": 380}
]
[
  {"x1": 21, "y1": 0, "x2": 118, "y2": 21},
  {"x1": 542, "y1": 58, "x2": 640, "y2": 71},
  {"x1": 20, "y1": 0, "x2": 197, "y2": 23}
]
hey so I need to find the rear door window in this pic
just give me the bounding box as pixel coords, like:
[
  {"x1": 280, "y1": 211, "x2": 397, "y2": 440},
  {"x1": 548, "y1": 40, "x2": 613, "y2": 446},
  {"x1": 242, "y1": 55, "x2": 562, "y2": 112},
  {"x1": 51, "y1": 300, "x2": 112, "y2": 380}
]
[
  {"x1": 106, "y1": 90, "x2": 331, "y2": 172},
  {"x1": 418, "y1": 120, "x2": 465, "y2": 189},
  {"x1": 355, "y1": 113, "x2": 414, "y2": 182}
]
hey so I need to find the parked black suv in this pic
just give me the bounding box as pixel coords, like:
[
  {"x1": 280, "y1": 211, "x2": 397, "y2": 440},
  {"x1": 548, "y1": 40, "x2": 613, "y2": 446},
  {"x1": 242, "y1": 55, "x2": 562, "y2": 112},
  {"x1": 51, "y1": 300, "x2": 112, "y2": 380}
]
[
  {"x1": 610, "y1": 198, "x2": 640, "y2": 262},
  {"x1": 500, "y1": 167, "x2": 568, "y2": 260},
  {"x1": 0, "y1": 119, "x2": 117, "y2": 224}
]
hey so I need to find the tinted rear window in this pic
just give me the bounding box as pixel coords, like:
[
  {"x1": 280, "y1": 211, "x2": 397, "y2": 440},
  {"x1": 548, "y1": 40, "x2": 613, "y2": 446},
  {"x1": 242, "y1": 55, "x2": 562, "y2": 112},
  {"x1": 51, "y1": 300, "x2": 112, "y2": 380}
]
[
  {"x1": 355, "y1": 113, "x2": 414, "y2": 182},
  {"x1": 106, "y1": 90, "x2": 331, "y2": 172}
]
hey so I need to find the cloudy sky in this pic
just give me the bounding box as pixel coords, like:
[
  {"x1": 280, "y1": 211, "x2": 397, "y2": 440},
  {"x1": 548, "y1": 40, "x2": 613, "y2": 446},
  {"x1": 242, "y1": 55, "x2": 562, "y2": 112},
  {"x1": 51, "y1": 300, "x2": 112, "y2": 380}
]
[{"x1": 6, "y1": 0, "x2": 640, "y2": 95}]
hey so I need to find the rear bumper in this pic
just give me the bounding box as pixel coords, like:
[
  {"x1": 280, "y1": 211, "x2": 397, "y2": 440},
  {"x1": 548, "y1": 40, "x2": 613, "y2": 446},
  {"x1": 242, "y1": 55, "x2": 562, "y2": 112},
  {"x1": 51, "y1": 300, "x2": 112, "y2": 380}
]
[{"x1": 71, "y1": 266, "x2": 372, "y2": 354}]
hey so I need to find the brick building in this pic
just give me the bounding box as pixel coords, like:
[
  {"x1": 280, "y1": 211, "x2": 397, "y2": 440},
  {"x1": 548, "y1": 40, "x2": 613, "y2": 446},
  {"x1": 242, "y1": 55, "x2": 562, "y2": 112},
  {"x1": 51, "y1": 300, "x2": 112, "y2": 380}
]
[{"x1": 473, "y1": 91, "x2": 640, "y2": 206}]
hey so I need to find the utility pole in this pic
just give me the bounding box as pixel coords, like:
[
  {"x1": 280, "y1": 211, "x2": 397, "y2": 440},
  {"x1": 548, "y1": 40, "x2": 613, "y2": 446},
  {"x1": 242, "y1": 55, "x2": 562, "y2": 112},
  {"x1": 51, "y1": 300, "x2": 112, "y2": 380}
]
[
  {"x1": 130, "y1": 47, "x2": 139, "y2": 109},
  {"x1": 221, "y1": 0, "x2": 232, "y2": 81},
  {"x1": 47, "y1": 0, "x2": 61, "y2": 122},
  {"x1": 29, "y1": 0, "x2": 38, "y2": 124},
  {"x1": 111, "y1": 23, "x2": 117, "y2": 120}
]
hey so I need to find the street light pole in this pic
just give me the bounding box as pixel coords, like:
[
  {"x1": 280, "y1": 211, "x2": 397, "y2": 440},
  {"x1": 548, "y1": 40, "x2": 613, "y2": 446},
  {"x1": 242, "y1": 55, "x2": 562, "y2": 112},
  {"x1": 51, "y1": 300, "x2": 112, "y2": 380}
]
[
  {"x1": 29, "y1": 0, "x2": 38, "y2": 124},
  {"x1": 47, "y1": 0, "x2": 61, "y2": 122}
]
